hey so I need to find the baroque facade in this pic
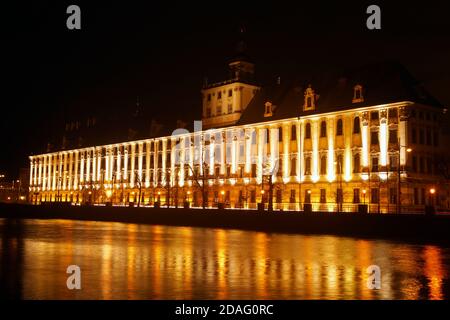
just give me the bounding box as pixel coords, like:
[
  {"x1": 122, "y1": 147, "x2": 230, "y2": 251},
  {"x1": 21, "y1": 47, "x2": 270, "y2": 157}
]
[{"x1": 29, "y1": 58, "x2": 450, "y2": 213}]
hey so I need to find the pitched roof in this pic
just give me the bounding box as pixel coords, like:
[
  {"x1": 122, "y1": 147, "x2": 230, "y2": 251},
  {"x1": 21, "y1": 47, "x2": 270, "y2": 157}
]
[{"x1": 237, "y1": 61, "x2": 443, "y2": 125}]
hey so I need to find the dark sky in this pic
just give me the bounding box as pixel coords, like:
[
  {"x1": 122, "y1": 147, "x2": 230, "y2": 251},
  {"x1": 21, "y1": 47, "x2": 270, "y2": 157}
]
[{"x1": 3, "y1": 1, "x2": 450, "y2": 178}]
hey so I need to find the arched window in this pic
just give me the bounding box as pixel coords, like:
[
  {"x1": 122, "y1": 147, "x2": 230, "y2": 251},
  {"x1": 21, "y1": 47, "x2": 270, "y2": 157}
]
[
  {"x1": 353, "y1": 154, "x2": 360, "y2": 173},
  {"x1": 320, "y1": 121, "x2": 327, "y2": 138},
  {"x1": 303, "y1": 85, "x2": 316, "y2": 111},
  {"x1": 305, "y1": 123, "x2": 311, "y2": 139},
  {"x1": 336, "y1": 119, "x2": 343, "y2": 136},
  {"x1": 352, "y1": 84, "x2": 364, "y2": 103},
  {"x1": 320, "y1": 155, "x2": 327, "y2": 175},
  {"x1": 305, "y1": 157, "x2": 311, "y2": 175},
  {"x1": 353, "y1": 117, "x2": 360, "y2": 134}
]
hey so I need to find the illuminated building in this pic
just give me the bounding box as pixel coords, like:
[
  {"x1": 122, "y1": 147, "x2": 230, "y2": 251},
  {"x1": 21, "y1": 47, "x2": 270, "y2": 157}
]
[{"x1": 28, "y1": 58, "x2": 450, "y2": 213}]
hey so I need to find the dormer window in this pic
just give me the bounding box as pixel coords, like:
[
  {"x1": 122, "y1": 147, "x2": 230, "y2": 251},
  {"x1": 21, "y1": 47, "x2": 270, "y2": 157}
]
[
  {"x1": 352, "y1": 84, "x2": 364, "y2": 103},
  {"x1": 264, "y1": 101, "x2": 273, "y2": 117},
  {"x1": 303, "y1": 85, "x2": 316, "y2": 111}
]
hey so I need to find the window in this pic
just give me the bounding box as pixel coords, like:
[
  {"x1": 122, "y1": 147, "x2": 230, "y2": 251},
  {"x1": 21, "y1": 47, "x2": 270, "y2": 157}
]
[
  {"x1": 279, "y1": 127, "x2": 283, "y2": 142},
  {"x1": 420, "y1": 188, "x2": 425, "y2": 205},
  {"x1": 290, "y1": 190, "x2": 296, "y2": 203},
  {"x1": 304, "y1": 190, "x2": 311, "y2": 203},
  {"x1": 206, "y1": 108, "x2": 211, "y2": 118},
  {"x1": 410, "y1": 109, "x2": 416, "y2": 118},
  {"x1": 217, "y1": 105, "x2": 222, "y2": 115},
  {"x1": 276, "y1": 190, "x2": 282, "y2": 203},
  {"x1": 305, "y1": 157, "x2": 311, "y2": 175},
  {"x1": 353, "y1": 117, "x2": 360, "y2": 134},
  {"x1": 390, "y1": 155, "x2": 397, "y2": 171},
  {"x1": 228, "y1": 89, "x2": 232, "y2": 97},
  {"x1": 305, "y1": 123, "x2": 311, "y2": 139},
  {"x1": 414, "y1": 188, "x2": 419, "y2": 205},
  {"x1": 412, "y1": 156, "x2": 417, "y2": 172},
  {"x1": 419, "y1": 129, "x2": 424, "y2": 144},
  {"x1": 427, "y1": 157, "x2": 432, "y2": 174},
  {"x1": 218, "y1": 91, "x2": 222, "y2": 100},
  {"x1": 290, "y1": 158, "x2": 297, "y2": 176},
  {"x1": 426, "y1": 128, "x2": 432, "y2": 145},
  {"x1": 371, "y1": 111, "x2": 379, "y2": 121},
  {"x1": 320, "y1": 189, "x2": 326, "y2": 203},
  {"x1": 250, "y1": 190, "x2": 256, "y2": 203},
  {"x1": 371, "y1": 131, "x2": 379, "y2": 146},
  {"x1": 251, "y1": 164, "x2": 257, "y2": 177},
  {"x1": 336, "y1": 154, "x2": 343, "y2": 174},
  {"x1": 389, "y1": 188, "x2": 397, "y2": 204},
  {"x1": 353, "y1": 84, "x2": 364, "y2": 103},
  {"x1": 433, "y1": 131, "x2": 439, "y2": 146},
  {"x1": 337, "y1": 189, "x2": 343, "y2": 204},
  {"x1": 291, "y1": 125, "x2": 296, "y2": 140},
  {"x1": 303, "y1": 85, "x2": 316, "y2": 111},
  {"x1": 412, "y1": 128, "x2": 417, "y2": 144},
  {"x1": 353, "y1": 188, "x2": 360, "y2": 203},
  {"x1": 277, "y1": 159, "x2": 283, "y2": 177},
  {"x1": 388, "y1": 108, "x2": 398, "y2": 119},
  {"x1": 371, "y1": 188, "x2": 379, "y2": 204},
  {"x1": 227, "y1": 104, "x2": 232, "y2": 114},
  {"x1": 336, "y1": 119, "x2": 343, "y2": 136},
  {"x1": 320, "y1": 121, "x2": 327, "y2": 137},
  {"x1": 320, "y1": 156, "x2": 327, "y2": 175},
  {"x1": 389, "y1": 129, "x2": 398, "y2": 144},
  {"x1": 372, "y1": 157, "x2": 379, "y2": 172},
  {"x1": 264, "y1": 102, "x2": 273, "y2": 117},
  {"x1": 353, "y1": 154, "x2": 360, "y2": 173},
  {"x1": 207, "y1": 94, "x2": 211, "y2": 101}
]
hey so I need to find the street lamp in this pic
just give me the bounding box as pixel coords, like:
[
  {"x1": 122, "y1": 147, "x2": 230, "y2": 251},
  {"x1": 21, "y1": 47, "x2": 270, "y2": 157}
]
[{"x1": 397, "y1": 141, "x2": 412, "y2": 214}]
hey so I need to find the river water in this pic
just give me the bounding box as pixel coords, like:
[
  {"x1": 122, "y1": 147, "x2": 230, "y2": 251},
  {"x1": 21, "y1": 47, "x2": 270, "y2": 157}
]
[{"x1": 0, "y1": 218, "x2": 449, "y2": 299}]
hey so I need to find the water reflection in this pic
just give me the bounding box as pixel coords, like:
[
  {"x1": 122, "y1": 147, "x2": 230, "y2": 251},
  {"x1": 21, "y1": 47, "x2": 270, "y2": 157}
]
[{"x1": 0, "y1": 218, "x2": 449, "y2": 299}]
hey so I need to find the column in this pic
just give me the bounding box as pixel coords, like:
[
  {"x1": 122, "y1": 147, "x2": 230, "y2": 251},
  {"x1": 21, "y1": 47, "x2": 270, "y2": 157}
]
[
  {"x1": 327, "y1": 117, "x2": 335, "y2": 182},
  {"x1": 96, "y1": 149, "x2": 101, "y2": 183},
  {"x1": 91, "y1": 149, "x2": 96, "y2": 185},
  {"x1": 145, "y1": 141, "x2": 150, "y2": 187},
  {"x1": 270, "y1": 126, "x2": 278, "y2": 181},
  {"x1": 38, "y1": 156, "x2": 43, "y2": 188},
  {"x1": 74, "y1": 151, "x2": 79, "y2": 190},
  {"x1": 344, "y1": 115, "x2": 352, "y2": 182},
  {"x1": 161, "y1": 139, "x2": 167, "y2": 186},
  {"x1": 220, "y1": 132, "x2": 226, "y2": 175},
  {"x1": 47, "y1": 155, "x2": 52, "y2": 191},
  {"x1": 109, "y1": 147, "x2": 114, "y2": 184},
  {"x1": 399, "y1": 106, "x2": 408, "y2": 166},
  {"x1": 170, "y1": 138, "x2": 175, "y2": 187},
  {"x1": 116, "y1": 145, "x2": 122, "y2": 183},
  {"x1": 130, "y1": 143, "x2": 136, "y2": 187},
  {"x1": 231, "y1": 132, "x2": 238, "y2": 175},
  {"x1": 209, "y1": 133, "x2": 215, "y2": 175},
  {"x1": 80, "y1": 151, "x2": 85, "y2": 187},
  {"x1": 283, "y1": 124, "x2": 290, "y2": 183},
  {"x1": 52, "y1": 154, "x2": 57, "y2": 191},
  {"x1": 68, "y1": 152, "x2": 73, "y2": 190},
  {"x1": 297, "y1": 120, "x2": 303, "y2": 182},
  {"x1": 257, "y1": 127, "x2": 265, "y2": 184},
  {"x1": 361, "y1": 112, "x2": 370, "y2": 169},
  {"x1": 153, "y1": 141, "x2": 159, "y2": 186},
  {"x1": 123, "y1": 145, "x2": 129, "y2": 185},
  {"x1": 312, "y1": 120, "x2": 319, "y2": 182},
  {"x1": 86, "y1": 150, "x2": 91, "y2": 185},
  {"x1": 29, "y1": 158, "x2": 34, "y2": 188},
  {"x1": 138, "y1": 142, "x2": 143, "y2": 185},
  {"x1": 63, "y1": 152, "x2": 68, "y2": 190},
  {"x1": 179, "y1": 138, "x2": 185, "y2": 187},
  {"x1": 245, "y1": 129, "x2": 252, "y2": 174}
]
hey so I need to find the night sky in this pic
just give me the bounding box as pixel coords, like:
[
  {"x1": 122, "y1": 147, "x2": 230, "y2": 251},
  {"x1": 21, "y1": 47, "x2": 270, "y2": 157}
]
[{"x1": 3, "y1": 1, "x2": 450, "y2": 179}]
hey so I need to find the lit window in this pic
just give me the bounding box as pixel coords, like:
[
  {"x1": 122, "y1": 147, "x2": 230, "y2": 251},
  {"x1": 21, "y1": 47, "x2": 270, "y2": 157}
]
[
  {"x1": 305, "y1": 123, "x2": 311, "y2": 139},
  {"x1": 320, "y1": 121, "x2": 327, "y2": 138},
  {"x1": 353, "y1": 117, "x2": 360, "y2": 134},
  {"x1": 336, "y1": 119, "x2": 343, "y2": 136},
  {"x1": 264, "y1": 102, "x2": 273, "y2": 117},
  {"x1": 352, "y1": 84, "x2": 364, "y2": 103},
  {"x1": 228, "y1": 89, "x2": 232, "y2": 97},
  {"x1": 303, "y1": 85, "x2": 316, "y2": 111}
]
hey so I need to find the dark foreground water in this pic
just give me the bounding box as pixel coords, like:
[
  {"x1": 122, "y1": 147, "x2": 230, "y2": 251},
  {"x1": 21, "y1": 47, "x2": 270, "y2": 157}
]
[{"x1": 0, "y1": 218, "x2": 449, "y2": 299}]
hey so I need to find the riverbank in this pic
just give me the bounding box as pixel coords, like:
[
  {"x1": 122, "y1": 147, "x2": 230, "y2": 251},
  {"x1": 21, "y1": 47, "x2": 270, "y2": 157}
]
[{"x1": 0, "y1": 203, "x2": 449, "y2": 244}]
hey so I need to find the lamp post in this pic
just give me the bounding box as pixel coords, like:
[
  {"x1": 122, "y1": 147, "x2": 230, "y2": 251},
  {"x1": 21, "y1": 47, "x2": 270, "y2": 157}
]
[{"x1": 397, "y1": 137, "x2": 412, "y2": 214}]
